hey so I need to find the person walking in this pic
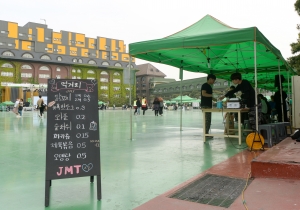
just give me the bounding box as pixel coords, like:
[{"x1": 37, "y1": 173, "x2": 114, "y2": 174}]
[
  {"x1": 17, "y1": 99, "x2": 24, "y2": 117},
  {"x1": 158, "y1": 97, "x2": 164, "y2": 116},
  {"x1": 13, "y1": 98, "x2": 20, "y2": 116},
  {"x1": 201, "y1": 74, "x2": 216, "y2": 139},
  {"x1": 133, "y1": 99, "x2": 137, "y2": 115},
  {"x1": 152, "y1": 97, "x2": 160, "y2": 116},
  {"x1": 37, "y1": 95, "x2": 46, "y2": 118},
  {"x1": 136, "y1": 98, "x2": 141, "y2": 115},
  {"x1": 141, "y1": 97, "x2": 148, "y2": 115}
]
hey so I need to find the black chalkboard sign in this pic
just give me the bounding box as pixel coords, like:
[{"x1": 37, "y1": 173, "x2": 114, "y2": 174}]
[{"x1": 45, "y1": 79, "x2": 101, "y2": 206}]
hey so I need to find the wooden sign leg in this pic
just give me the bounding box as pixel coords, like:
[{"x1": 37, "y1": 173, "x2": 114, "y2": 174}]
[
  {"x1": 45, "y1": 180, "x2": 51, "y2": 207},
  {"x1": 97, "y1": 175, "x2": 102, "y2": 200}
]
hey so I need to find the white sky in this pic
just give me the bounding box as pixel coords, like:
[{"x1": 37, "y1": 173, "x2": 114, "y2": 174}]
[{"x1": 1, "y1": 0, "x2": 299, "y2": 80}]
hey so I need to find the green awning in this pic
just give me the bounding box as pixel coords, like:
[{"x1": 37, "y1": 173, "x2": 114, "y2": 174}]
[{"x1": 129, "y1": 15, "x2": 295, "y2": 91}]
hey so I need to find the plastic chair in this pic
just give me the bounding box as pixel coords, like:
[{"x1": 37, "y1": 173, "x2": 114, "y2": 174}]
[
  {"x1": 258, "y1": 124, "x2": 279, "y2": 147},
  {"x1": 271, "y1": 122, "x2": 287, "y2": 142}
]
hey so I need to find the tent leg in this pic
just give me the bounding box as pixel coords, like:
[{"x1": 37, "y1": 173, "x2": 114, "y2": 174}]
[
  {"x1": 180, "y1": 68, "x2": 183, "y2": 131},
  {"x1": 254, "y1": 41, "x2": 258, "y2": 131}
]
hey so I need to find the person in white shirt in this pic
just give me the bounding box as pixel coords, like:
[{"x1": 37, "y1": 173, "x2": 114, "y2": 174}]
[{"x1": 13, "y1": 98, "x2": 20, "y2": 116}]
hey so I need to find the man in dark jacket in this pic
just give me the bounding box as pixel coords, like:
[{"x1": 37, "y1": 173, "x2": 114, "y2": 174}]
[
  {"x1": 220, "y1": 73, "x2": 262, "y2": 130},
  {"x1": 201, "y1": 74, "x2": 216, "y2": 138}
]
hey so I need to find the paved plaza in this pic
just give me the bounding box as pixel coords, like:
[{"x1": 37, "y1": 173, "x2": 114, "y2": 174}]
[{"x1": 0, "y1": 109, "x2": 246, "y2": 210}]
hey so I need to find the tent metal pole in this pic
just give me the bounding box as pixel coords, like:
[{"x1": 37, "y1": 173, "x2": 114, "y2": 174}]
[
  {"x1": 254, "y1": 41, "x2": 258, "y2": 131},
  {"x1": 129, "y1": 56, "x2": 133, "y2": 140},
  {"x1": 278, "y1": 60, "x2": 284, "y2": 122},
  {"x1": 180, "y1": 67, "x2": 183, "y2": 131}
]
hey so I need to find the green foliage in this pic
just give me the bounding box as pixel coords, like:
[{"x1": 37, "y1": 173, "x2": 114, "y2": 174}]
[{"x1": 295, "y1": 0, "x2": 300, "y2": 16}]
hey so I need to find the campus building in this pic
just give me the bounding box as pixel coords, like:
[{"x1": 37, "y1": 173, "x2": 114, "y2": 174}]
[
  {"x1": 135, "y1": 63, "x2": 176, "y2": 102},
  {"x1": 151, "y1": 77, "x2": 230, "y2": 100},
  {"x1": 0, "y1": 20, "x2": 136, "y2": 105}
]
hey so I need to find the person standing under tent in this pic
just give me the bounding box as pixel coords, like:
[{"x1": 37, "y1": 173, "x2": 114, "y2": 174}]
[
  {"x1": 274, "y1": 87, "x2": 288, "y2": 122},
  {"x1": 141, "y1": 96, "x2": 148, "y2": 115},
  {"x1": 200, "y1": 74, "x2": 216, "y2": 139},
  {"x1": 220, "y1": 73, "x2": 262, "y2": 130}
]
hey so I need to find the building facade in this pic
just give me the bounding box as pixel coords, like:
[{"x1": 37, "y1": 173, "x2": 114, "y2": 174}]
[
  {"x1": 0, "y1": 20, "x2": 136, "y2": 105},
  {"x1": 135, "y1": 63, "x2": 175, "y2": 102},
  {"x1": 151, "y1": 77, "x2": 230, "y2": 100}
]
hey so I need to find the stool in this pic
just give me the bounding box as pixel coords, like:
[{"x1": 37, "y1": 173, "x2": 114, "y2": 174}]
[
  {"x1": 258, "y1": 124, "x2": 279, "y2": 147},
  {"x1": 271, "y1": 122, "x2": 287, "y2": 143}
]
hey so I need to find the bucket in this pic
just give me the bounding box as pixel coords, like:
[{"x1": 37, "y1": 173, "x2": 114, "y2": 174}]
[{"x1": 217, "y1": 101, "x2": 223, "y2": 109}]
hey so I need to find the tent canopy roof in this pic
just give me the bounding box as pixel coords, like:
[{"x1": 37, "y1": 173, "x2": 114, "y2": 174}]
[{"x1": 129, "y1": 15, "x2": 295, "y2": 91}]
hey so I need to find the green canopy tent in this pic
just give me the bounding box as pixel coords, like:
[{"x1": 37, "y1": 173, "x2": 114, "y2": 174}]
[
  {"x1": 129, "y1": 14, "x2": 295, "y2": 130},
  {"x1": 2, "y1": 101, "x2": 15, "y2": 106},
  {"x1": 171, "y1": 95, "x2": 196, "y2": 102}
]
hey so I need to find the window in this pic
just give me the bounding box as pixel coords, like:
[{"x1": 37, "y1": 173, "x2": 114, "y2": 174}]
[
  {"x1": 100, "y1": 78, "x2": 108, "y2": 82},
  {"x1": 100, "y1": 86, "x2": 108, "y2": 90},
  {"x1": 39, "y1": 74, "x2": 50, "y2": 78},
  {"x1": 28, "y1": 34, "x2": 32, "y2": 38},
  {"x1": 158, "y1": 89, "x2": 162, "y2": 92},
  {"x1": 21, "y1": 65, "x2": 32, "y2": 69},
  {"x1": 214, "y1": 82, "x2": 221, "y2": 86},
  {"x1": 78, "y1": 59, "x2": 83, "y2": 63},
  {"x1": 77, "y1": 76, "x2": 81, "y2": 79},
  {"x1": 156, "y1": 69, "x2": 160, "y2": 72},
  {"x1": 72, "y1": 76, "x2": 76, "y2": 79},
  {"x1": 57, "y1": 56, "x2": 62, "y2": 61},
  {"x1": 224, "y1": 81, "x2": 228, "y2": 86},
  {"x1": 19, "y1": 33, "x2": 24, "y2": 36},
  {"x1": 77, "y1": 41, "x2": 84, "y2": 45},
  {"x1": 41, "y1": 55, "x2": 51, "y2": 60},
  {"x1": 101, "y1": 61, "x2": 109, "y2": 66},
  {"x1": 176, "y1": 86, "x2": 180, "y2": 91},
  {"x1": 56, "y1": 75, "x2": 61, "y2": 79},
  {"x1": 39, "y1": 66, "x2": 50, "y2": 71},
  {"x1": 164, "y1": 88, "x2": 167, "y2": 92},
  {"x1": 169, "y1": 87, "x2": 174, "y2": 91},
  {"x1": 21, "y1": 73, "x2": 32, "y2": 78},
  {"x1": 101, "y1": 71, "x2": 108, "y2": 75},
  {"x1": 77, "y1": 69, "x2": 81, "y2": 73},
  {"x1": 1, "y1": 63, "x2": 13, "y2": 68},
  {"x1": 113, "y1": 79, "x2": 120, "y2": 83},
  {"x1": 72, "y1": 69, "x2": 76, "y2": 73},
  {"x1": 142, "y1": 84, "x2": 146, "y2": 87},
  {"x1": 56, "y1": 67, "x2": 61, "y2": 72},
  {"x1": 197, "y1": 84, "x2": 202, "y2": 88},
  {"x1": 126, "y1": 64, "x2": 134, "y2": 68},
  {"x1": 101, "y1": 94, "x2": 108, "y2": 98},
  {"x1": 190, "y1": 85, "x2": 194, "y2": 89},
  {"x1": 2, "y1": 51, "x2": 14, "y2": 57},
  {"x1": 87, "y1": 77, "x2": 95, "y2": 79},
  {"x1": 88, "y1": 60, "x2": 96, "y2": 65},
  {"x1": 113, "y1": 87, "x2": 121, "y2": 91},
  {"x1": 45, "y1": 48, "x2": 52, "y2": 51},
  {"x1": 0, "y1": 42, "x2": 4, "y2": 45},
  {"x1": 141, "y1": 77, "x2": 145, "y2": 82},
  {"x1": 113, "y1": 72, "x2": 120, "y2": 76},
  {"x1": 45, "y1": 37, "x2": 50, "y2": 40},
  {"x1": 125, "y1": 87, "x2": 130, "y2": 91},
  {"x1": 182, "y1": 86, "x2": 187, "y2": 90},
  {"x1": 1, "y1": 72, "x2": 14, "y2": 77},
  {"x1": 87, "y1": 70, "x2": 95, "y2": 74},
  {"x1": 22, "y1": 53, "x2": 33, "y2": 58},
  {"x1": 114, "y1": 94, "x2": 120, "y2": 98},
  {"x1": 114, "y1": 63, "x2": 122, "y2": 67},
  {"x1": 7, "y1": 43, "x2": 13, "y2": 47},
  {"x1": 72, "y1": 58, "x2": 77, "y2": 63},
  {"x1": 1, "y1": 31, "x2": 8, "y2": 34}
]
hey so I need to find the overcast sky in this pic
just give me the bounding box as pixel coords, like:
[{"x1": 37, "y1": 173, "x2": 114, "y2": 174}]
[{"x1": 1, "y1": 0, "x2": 299, "y2": 80}]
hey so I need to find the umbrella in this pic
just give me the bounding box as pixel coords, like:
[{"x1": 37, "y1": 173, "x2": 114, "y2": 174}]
[{"x1": 98, "y1": 101, "x2": 105, "y2": 105}]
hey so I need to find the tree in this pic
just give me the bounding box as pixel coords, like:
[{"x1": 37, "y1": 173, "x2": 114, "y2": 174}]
[{"x1": 288, "y1": 0, "x2": 300, "y2": 75}]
